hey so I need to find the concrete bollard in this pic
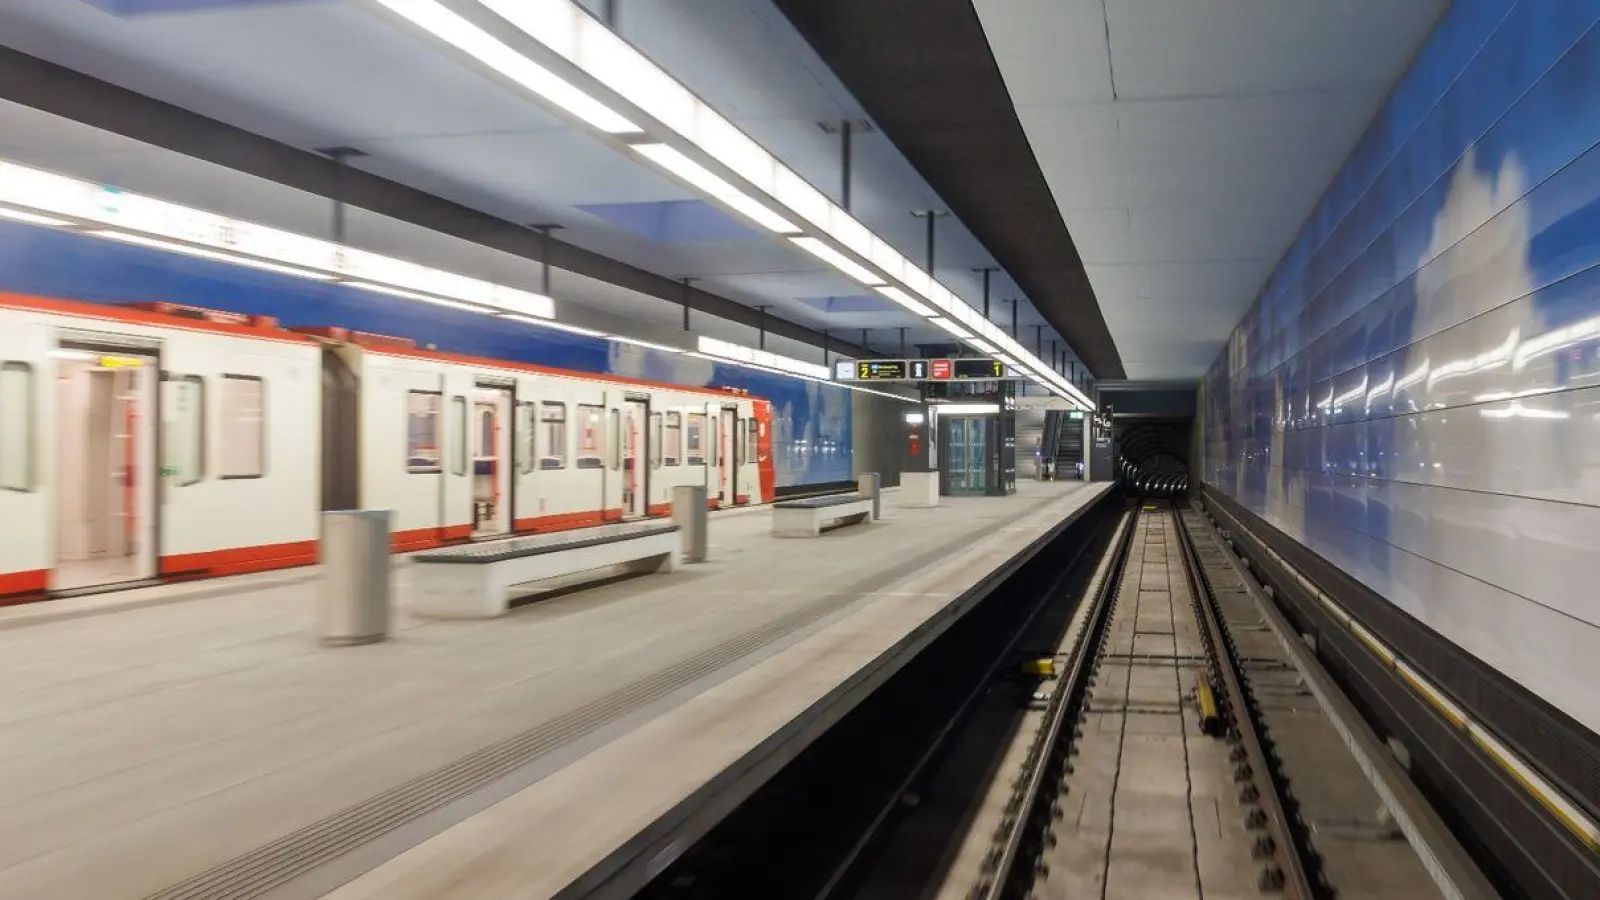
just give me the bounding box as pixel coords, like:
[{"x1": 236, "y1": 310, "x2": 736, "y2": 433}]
[{"x1": 318, "y1": 509, "x2": 392, "y2": 646}]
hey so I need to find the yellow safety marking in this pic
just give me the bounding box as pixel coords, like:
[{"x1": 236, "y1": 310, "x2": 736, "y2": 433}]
[
  {"x1": 1237, "y1": 510, "x2": 1600, "y2": 855},
  {"x1": 1022, "y1": 658, "x2": 1056, "y2": 677},
  {"x1": 1469, "y1": 726, "x2": 1600, "y2": 851}
]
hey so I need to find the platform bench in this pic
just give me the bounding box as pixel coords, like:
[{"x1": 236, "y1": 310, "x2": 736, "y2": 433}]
[
  {"x1": 408, "y1": 522, "x2": 680, "y2": 618},
  {"x1": 771, "y1": 493, "x2": 875, "y2": 538}
]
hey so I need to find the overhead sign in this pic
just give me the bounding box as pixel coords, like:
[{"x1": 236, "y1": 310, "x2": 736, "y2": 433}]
[
  {"x1": 835, "y1": 357, "x2": 1020, "y2": 382},
  {"x1": 855, "y1": 359, "x2": 907, "y2": 381},
  {"x1": 951, "y1": 358, "x2": 1007, "y2": 380}
]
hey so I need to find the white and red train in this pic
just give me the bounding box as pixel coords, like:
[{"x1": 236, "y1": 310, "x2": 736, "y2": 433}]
[{"x1": 0, "y1": 293, "x2": 774, "y2": 603}]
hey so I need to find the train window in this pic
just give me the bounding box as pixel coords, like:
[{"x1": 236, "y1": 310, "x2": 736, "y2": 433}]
[
  {"x1": 406, "y1": 391, "x2": 442, "y2": 473},
  {"x1": 516, "y1": 402, "x2": 535, "y2": 475},
  {"x1": 608, "y1": 408, "x2": 620, "y2": 471},
  {"x1": 686, "y1": 413, "x2": 706, "y2": 466},
  {"x1": 478, "y1": 406, "x2": 495, "y2": 458},
  {"x1": 219, "y1": 375, "x2": 265, "y2": 479},
  {"x1": 450, "y1": 396, "x2": 467, "y2": 477},
  {"x1": 540, "y1": 402, "x2": 567, "y2": 470},
  {"x1": 576, "y1": 404, "x2": 604, "y2": 469},
  {"x1": 746, "y1": 417, "x2": 758, "y2": 464},
  {"x1": 0, "y1": 362, "x2": 35, "y2": 492},
  {"x1": 167, "y1": 375, "x2": 206, "y2": 486},
  {"x1": 650, "y1": 413, "x2": 662, "y2": 469},
  {"x1": 664, "y1": 412, "x2": 681, "y2": 466}
]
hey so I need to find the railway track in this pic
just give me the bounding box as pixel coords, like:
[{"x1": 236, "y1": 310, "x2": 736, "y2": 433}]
[{"x1": 976, "y1": 502, "x2": 1444, "y2": 900}]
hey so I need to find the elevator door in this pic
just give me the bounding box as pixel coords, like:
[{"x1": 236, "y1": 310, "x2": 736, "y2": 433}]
[{"x1": 945, "y1": 417, "x2": 988, "y2": 496}]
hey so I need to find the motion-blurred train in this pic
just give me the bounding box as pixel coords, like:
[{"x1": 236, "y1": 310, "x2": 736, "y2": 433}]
[{"x1": 0, "y1": 293, "x2": 774, "y2": 602}]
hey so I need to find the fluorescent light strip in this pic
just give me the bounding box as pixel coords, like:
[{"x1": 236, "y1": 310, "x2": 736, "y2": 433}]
[
  {"x1": 874, "y1": 286, "x2": 937, "y2": 318},
  {"x1": 346, "y1": 280, "x2": 484, "y2": 312},
  {"x1": 611, "y1": 334, "x2": 685, "y2": 353},
  {"x1": 967, "y1": 338, "x2": 998, "y2": 355},
  {"x1": 0, "y1": 207, "x2": 70, "y2": 227},
  {"x1": 790, "y1": 236, "x2": 885, "y2": 286},
  {"x1": 369, "y1": 0, "x2": 637, "y2": 134},
  {"x1": 927, "y1": 316, "x2": 974, "y2": 340},
  {"x1": 632, "y1": 143, "x2": 798, "y2": 234},
  {"x1": 697, "y1": 335, "x2": 830, "y2": 380},
  {"x1": 935, "y1": 403, "x2": 1000, "y2": 415},
  {"x1": 434, "y1": 1, "x2": 1097, "y2": 408},
  {"x1": 502, "y1": 314, "x2": 605, "y2": 337},
  {"x1": 93, "y1": 230, "x2": 334, "y2": 281}
]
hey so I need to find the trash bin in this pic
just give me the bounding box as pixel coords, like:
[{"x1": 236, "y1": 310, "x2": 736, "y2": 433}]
[
  {"x1": 319, "y1": 509, "x2": 392, "y2": 645},
  {"x1": 672, "y1": 485, "x2": 708, "y2": 563},
  {"x1": 857, "y1": 472, "x2": 881, "y2": 521}
]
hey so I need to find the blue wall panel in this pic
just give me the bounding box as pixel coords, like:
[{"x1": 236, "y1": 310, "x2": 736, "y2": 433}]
[
  {"x1": 0, "y1": 221, "x2": 851, "y2": 488},
  {"x1": 1203, "y1": 0, "x2": 1600, "y2": 733}
]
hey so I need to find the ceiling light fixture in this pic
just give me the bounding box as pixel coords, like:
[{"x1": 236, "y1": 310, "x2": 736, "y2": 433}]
[
  {"x1": 93, "y1": 230, "x2": 334, "y2": 281},
  {"x1": 928, "y1": 316, "x2": 974, "y2": 340},
  {"x1": 368, "y1": 0, "x2": 638, "y2": 134},
  {"x1": 392, "y1": 0, "x2": 1099, "y2": 408},
  {"x1": 632, "y1": 143, "x2": 799, "y2": 234},
  {"x1": 790, "y1": 236, "x2": 885, "y2": 287},
  {"x1": 0, "y1": 207, "x2": 70, "y2": 228},
  {"x1": 874, "y1": 286, "x2": 937, "y2": 318}
]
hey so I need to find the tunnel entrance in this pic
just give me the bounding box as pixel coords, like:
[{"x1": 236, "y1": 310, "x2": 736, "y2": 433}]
[{"x1": 1095, "y1": 381, "x2": 1197, "y2": 498}]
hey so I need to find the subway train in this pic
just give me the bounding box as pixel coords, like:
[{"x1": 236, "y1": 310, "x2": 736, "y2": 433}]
[{"x1": 0, "y1": 292, "x2": 774, "y2": 602}]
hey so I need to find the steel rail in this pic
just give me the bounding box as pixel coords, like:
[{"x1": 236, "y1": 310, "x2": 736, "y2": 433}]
[
  {"x1": 1173, "y1": 503, "x2": 1317, "y2": 899},
  {"x1": 975, "y1": 506, "x2": 1137, "y2": 900}
]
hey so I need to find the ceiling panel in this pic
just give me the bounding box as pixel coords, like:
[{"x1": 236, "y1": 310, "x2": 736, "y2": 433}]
[
  {"x1": 1106, "y1": 0, "x2": 1450, "y2": 99},
  {"x1": 974, "y1": 0, "x2": 1447, "y2": 379},
  {"x1": 964, "y1": 0, "x2": 1111, "y2": 107}
]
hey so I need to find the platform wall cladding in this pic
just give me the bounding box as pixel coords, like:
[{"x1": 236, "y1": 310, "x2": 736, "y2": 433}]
[
  {"x1": 1201, "y1": 0, "x2": 1600, "y2": 735},
  {"x1": 0, "y1": 221, "x2": 854, "y2": 488}
]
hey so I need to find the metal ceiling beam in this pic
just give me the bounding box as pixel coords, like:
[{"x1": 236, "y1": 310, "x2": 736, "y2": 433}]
[
  {"x1": 770, "y1": 0, "x2": 1125, "y2": 379},
  {"x1": 0, "y1": 46, "x2": 874, "y2": 359}
]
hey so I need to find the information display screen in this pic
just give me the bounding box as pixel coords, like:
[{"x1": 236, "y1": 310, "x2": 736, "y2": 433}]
[
  {"x1": 952, "y1": 358, "x2": 1007, "y2": 380},
  {"x1": 855, "y1": 359, "x2": 907, "y2": 380}
]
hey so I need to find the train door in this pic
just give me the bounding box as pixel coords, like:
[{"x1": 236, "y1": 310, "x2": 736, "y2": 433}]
[
  {"x1": 702, "y1": 403, "x2": 718, "y2": 507},
  {"x1": 0, "y1": 322, "x2": 50, "y2": 598},
  {"x1": 471, "y1": 381, "x2": 513, "y2": 538},
  {"x1": 440, "y1": 368, "x2": 474, "y2": 542},
  {"x1": 512, "y1": 375, "x2": 539, "y2": 531},
  {"x1": 54, "y1": 341, "x2": 158, "y2": 591},
  {"x1": 719, "y1": 405, "x2": 738, "y2": 507},
  {"x1": 622, "y1": 396, "x2": 649, "y2": 520},
  {"x1": 599, "y1": 393, "x2": 623, "y2": 523}
]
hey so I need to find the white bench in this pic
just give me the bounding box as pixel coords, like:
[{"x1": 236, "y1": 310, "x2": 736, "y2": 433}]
[
  {"x1": 771, "y1": 493, "x2": 876, "y2": 537},
  {"x1": 407, "y1": 522, "x2": 680, "y2": 618}
]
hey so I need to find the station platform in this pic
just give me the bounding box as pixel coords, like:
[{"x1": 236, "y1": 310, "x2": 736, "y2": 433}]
[{"x1": 0, "y1": 480, "x2": 1109, "y2": 900}]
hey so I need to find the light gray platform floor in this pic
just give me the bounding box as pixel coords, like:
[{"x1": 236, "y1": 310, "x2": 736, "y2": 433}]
[{"x1": 0, "y1": 481, "x2": 1099, "y2": 899}]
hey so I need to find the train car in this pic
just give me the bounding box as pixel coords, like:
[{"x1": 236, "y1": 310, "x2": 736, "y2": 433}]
[
  {"x1": 0, "y1": 294, "x2": 323, "y2": 599},
  {"x1": 309, "y1": 328, "x2": 771, "y2": 552},
  {"x1": 0, "y1": 294, "x2": 775, "y2": 604}
]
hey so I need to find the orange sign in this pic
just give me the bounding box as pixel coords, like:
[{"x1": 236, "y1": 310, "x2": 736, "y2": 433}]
[{"x1": 930, "y1": 359, "x2": 952, "y2": 379}]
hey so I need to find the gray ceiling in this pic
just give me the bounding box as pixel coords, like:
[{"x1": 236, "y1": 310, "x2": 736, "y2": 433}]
[
  {"x1": 0, "y1": 0, "x2": 1450, "y2": 382},
  {"x1": 0, "y1": 0, "x2": 1086, "y2": 367},
  {"x1": 972, "y1": 0, "x2": 1449, "y2": 379}
]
